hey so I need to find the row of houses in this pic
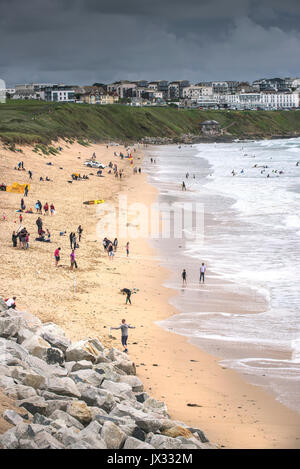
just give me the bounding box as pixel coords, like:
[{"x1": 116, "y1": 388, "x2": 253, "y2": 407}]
[{"x1": 4, "y1": 77, "x2": 300, "y2": 109}]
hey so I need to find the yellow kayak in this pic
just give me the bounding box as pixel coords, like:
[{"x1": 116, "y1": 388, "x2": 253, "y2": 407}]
[{"x1": 83, "y1": 200, "x2": 105, "y2": 205}]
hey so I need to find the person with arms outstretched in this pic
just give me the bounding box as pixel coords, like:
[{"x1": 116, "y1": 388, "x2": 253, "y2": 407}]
[{"x1": 111, "y1": 319, "x2": 136, "y2": 353}]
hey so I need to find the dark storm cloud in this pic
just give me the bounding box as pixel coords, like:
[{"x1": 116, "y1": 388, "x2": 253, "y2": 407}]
[{"x1": 1, "y1": 0, "x2": 300, "y2": 86}]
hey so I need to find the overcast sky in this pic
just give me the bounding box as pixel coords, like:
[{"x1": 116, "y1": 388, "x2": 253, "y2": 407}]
[{"x1": 1, "y1": 0, "x2": 300, "y2": 86}]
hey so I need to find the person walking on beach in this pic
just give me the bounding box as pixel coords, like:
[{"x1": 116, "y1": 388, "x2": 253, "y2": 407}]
[
  {"x1": 108, "y1": 242, "x2": 114, "y2": 260},
  {"x1": 69, "y1": 232, "x2": 74, "y2": 249},
  {"x1": 113, "y1": 238, "x2": 118, "y2": 252},
  {"x1": 182, "y1": 181, "x2": 186, "y2": 191},
  {"x1": 200, "y1": 263, "x2": 206, "y2": 283},
  {"x1": 24, "y1": 184, "x2": 29, "y2": 197},
  {"x1": 126, "y1": 241, "x2": 130, "y2": 257},
  {"x1": 182, "y1": 269, "x2": 187, "y2": 286},
  {"x1": 44, "y1": 202, "x2": 49, "y2": 215},
  {"x1": 72, "y1": 233, "x2": 77, "y2": 249},
  {"x1": 36, "y1": 217, "x2": 43, "y2": 233},
  {"x1": 111, "y1": 319, "x2": 136, "y2": 353},
  {"x1": 54, "y1": 247, "x2": 61, "y2": 267},
  {"x1": 12, "y1": 231, "x2": 18, "y2": 247},
  {"x1": 121, "y1": 288, "x2": 132, "y2": 305},
  {"x1": 70, "y1": 249, "x2": 77, "y2": 270},
  {"x1": 77, "y1": 225, "x2": 83, "y2": 242}
]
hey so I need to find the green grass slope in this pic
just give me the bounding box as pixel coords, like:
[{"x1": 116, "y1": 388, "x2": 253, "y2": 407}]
[{"x1": 1, "y1": 100, "x2": 300, "y2": 145}]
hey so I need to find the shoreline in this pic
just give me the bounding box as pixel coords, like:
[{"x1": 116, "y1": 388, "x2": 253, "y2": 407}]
[
  {"x1": 0, "y1": 140, "x2": 300, "y2": 448},
  {"x1": 134, "y1": 146, "x2": 300, "y2": 449}
]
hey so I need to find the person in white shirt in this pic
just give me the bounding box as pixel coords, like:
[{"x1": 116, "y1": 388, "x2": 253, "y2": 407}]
[
  {"x1": 6, "y1": 297, "x2": 16, "y2": 309},
  {"x1": 200, "y1": 263, "x2": 206, "y2": 283}
]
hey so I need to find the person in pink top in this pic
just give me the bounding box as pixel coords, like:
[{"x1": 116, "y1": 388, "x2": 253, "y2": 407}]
[
  {"x1": 70, "y1": 249, "x2": 77, "y2": 270},
  {"x1": 54, "y1": 247, "x2": 61, "y2": 267}
]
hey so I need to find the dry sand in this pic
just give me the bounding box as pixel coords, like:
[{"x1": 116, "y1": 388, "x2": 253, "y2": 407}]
[{"x1": 0, "y1": 140, "x2": 300, "y2": 449}]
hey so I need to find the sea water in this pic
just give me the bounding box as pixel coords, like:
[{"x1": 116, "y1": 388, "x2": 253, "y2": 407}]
[{"x1": 145, "y1": 138, "x2": 300, "y2": 413}]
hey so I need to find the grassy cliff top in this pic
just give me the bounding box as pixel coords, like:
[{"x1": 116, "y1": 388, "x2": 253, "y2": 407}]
[{"x1": 1, "y1": 100, "x2": 300, "y2": 145}]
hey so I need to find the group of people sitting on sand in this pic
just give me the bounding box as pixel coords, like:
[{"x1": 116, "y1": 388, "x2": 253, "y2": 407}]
[{"x1": 35, "y1": 216, "x2": 51, "y2": 242}]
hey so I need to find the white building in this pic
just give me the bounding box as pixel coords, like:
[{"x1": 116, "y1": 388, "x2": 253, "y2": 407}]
[
  {"x1": 182, "y1": 85, "x2": 213, "y2": 99},
  {"x1": 222, "y1": 92, "x2": 299, "y2": 109}
]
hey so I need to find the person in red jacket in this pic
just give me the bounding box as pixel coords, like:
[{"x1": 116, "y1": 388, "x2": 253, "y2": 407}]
[{"x1": 44, "y1": 202, "x2": 49, "y2": 215}]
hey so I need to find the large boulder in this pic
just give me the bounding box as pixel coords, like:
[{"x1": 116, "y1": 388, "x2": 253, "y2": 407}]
[
  {"x1": 77, "y1": 383, "x2": 116, "y2": 412},
  {"x1": 0, "y1": 429, "x2": 19, "y2": 449},
  {"x1": 123, "y1": 436, "x2": 154, "y2": 450},
  {"x1": 19, "y1": 439, "x2": 39, "y2": 449},
  {"x1": 0, "y1": 316, "x2": 23, "y2": 338},
  {"x1": 101, "y1": 421, "x2": 126, "y2": 449},
  {"x1": 94, "y1": 363, "x2": 123, "y2": 382},
  {"x1": 11, "y1": 366, "x2": 46, "y2": 390},
  {"x1": 0, "y1": 375, "x2": 15, "y2": 388},
  {"x1": 14, "y1": 310, "x2": 42, "y2": 332},
  {"x1": 34, "y1": 430, "x2": 64, "y2": 449},
  {"x1": 65, "y1": 338, "x2": 104, "y2": 363},
  {"x1": 143, "y1": 397, "x2": 169, "y2": 418},
  {"x1": 46, "y1": 347, "x2": 65, "y2": 366},
  {"x1": 38, "y1": 323, "x2": 71, "y2": 352},
  {"x1": 3, "y1": 409, "x2": 24, "y2": 426},
  {"x1": 44, "y1": 400, "x2": 72, "y2": 417},
  {"x1": 4, "y1": 384, "x2": 37, "y2": 401},
  {"x1": 46, "y1": 377, "x2": 81, "y2": 398},
  {"x1": 148, "y1": 434, "x2": 185, "y2": 449},
  {"x1": 162, "y1": 426, "x2": 194, "y2": 439},
  {"x1": 50, "y1": 410, "x2": 84, "y2": 430},
  {"x1": 109, "y1": 403, "x2": 163, "y2": 433},
  {"x1": 17, "y1": 327, "x2": 35, "y2": 344},
  {"x1": 71, "y1": 360, "x2": 93, "y2": 372},
  {"x1": 0, "y1": 339, "x2": 29, "y2": 369},
  {"x1": 114, "y1": 359, "x2": 136, "y2": 376},
  {"x1": 21, "y1": 335, "x2": 51, "y2": 360},
  {"x1": 101, "y1": 380, "x2": 134, "y2": 399},
  {"x1": 69, "y1": 369, "x2": 104, "y2": 387},
  {"x1": 54, "y1": 426, "x2": 80, "y2": 446},
  {"x1": 66, "y1": 401, "x2": 92, "y2": 425},
  {"x1": 17, "y1": 396, "x2": 48, "y2": 415},
  {"x1": 119, "y1": 375, "x2": 144, "y2": 392}
]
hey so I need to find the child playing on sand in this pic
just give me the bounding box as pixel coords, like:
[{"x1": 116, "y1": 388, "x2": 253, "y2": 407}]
[
  {"x1": 54, "y1": 247, "x2": 61, "y2": 267},
  {"x1": 111, "y1": 319, "x2": 136, "y2": 353}
]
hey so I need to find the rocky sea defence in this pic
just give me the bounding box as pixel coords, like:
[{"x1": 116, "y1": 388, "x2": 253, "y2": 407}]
[{"x1": 0, "y1": 298, "x2": 215, "y2": 450}]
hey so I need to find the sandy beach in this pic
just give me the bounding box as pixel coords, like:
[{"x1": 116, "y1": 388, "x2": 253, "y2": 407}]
[{"x1": 1, "y1": 140, "x2": 300, "y2": 449}]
